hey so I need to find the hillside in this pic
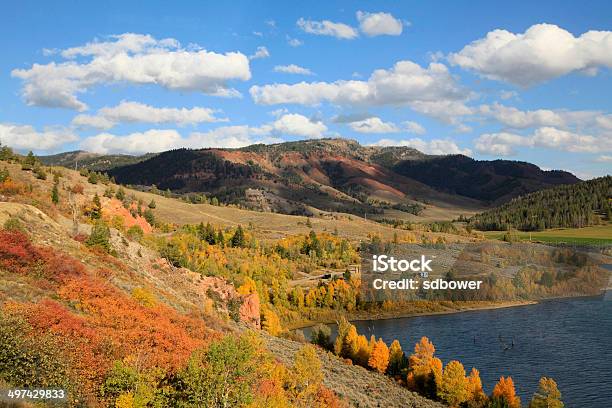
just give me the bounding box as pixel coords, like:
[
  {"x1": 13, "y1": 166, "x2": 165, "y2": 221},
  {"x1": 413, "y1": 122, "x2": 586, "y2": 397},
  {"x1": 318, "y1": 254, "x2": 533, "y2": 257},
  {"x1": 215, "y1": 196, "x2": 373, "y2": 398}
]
[
  {"x1": 39, "y1": 150, "x2": 155, "y2": 171},
  {"x1": 106, "y1": 139, "x2": 482, "y2": 221},
  {"x1": 470, "y1": 176, "x2": 612, "y2": 231},
  {"x1": 96, "y1": 138, "x2": 577, "y2": 222},
  {"x1": 391, "y1": 154, "x2": 580, "y2": 204}
]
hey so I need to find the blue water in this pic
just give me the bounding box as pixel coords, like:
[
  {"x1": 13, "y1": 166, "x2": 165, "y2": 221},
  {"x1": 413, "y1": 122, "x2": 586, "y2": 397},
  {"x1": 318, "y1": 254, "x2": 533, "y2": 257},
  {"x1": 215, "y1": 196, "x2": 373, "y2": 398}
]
[{"x1": 346, "y1": 294, "x2": 611, "y2": 407}]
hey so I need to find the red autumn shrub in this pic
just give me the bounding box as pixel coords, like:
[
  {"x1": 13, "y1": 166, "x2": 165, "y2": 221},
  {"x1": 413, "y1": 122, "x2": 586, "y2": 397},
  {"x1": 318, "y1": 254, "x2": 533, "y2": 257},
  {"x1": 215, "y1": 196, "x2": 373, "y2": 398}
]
[{"x1": 0, "y1": 229, "x2": 41, "y2": 273}]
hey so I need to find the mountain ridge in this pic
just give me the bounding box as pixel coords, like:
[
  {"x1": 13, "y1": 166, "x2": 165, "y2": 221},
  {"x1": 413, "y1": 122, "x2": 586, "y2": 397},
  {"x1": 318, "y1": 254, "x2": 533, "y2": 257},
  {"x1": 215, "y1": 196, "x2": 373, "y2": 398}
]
[{"x1": 40, "y1": 138, "x2": 581, "y2": 220}]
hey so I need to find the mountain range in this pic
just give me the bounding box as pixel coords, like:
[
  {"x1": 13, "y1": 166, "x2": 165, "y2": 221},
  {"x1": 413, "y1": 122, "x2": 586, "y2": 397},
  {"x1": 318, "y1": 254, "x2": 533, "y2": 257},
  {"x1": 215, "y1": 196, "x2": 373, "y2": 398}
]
[{"x1": 41, "y1": 138, "x2": 581, "y2": 220}]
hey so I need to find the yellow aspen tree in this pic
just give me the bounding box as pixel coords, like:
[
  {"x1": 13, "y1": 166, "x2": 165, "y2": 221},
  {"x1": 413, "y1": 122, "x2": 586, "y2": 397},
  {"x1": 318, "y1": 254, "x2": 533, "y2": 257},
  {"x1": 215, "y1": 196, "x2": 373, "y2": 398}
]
[
  {"x1": 439, "y1": 360, "x2": 469, "y2": 407},
  {"x1": 355, "y1": 334, "x2": 371, "y2": 367},
  {"x1": 529, "y1": 377, "x2": 563, "y2": 408},
  {"x1": 261, "y1": 306, "x2": 282, "y2": 336},
  {"x1": 341, "y1": 325, "x2": 360, "y2": 361},
  {"x1": 387, "y1": 339, "x2": 406, "y2": 376}
]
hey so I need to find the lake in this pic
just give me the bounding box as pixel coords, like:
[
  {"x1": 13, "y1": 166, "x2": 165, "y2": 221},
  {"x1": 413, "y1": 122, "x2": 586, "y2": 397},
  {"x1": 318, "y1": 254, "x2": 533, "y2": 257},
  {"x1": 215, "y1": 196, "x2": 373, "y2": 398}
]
[{"x1": 315, "y1": 292, "x2": 612, "y2": 407}]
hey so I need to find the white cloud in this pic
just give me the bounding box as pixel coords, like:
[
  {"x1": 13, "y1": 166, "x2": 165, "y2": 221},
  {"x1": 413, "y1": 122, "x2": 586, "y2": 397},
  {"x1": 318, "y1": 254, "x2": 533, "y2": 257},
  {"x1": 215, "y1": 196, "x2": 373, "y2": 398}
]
[
  {"x1": 80, "y1": 129, "x2": 183, "y2": 155},
  {"x1": 474, "y1": 132, "x2": 532, "y2": 155},
  {"x1": 287, "y1": 36, "x2": 303, "y2": 47},
  {"x1": 595, "y1": 114, "x2": 612, "y2": 130},
  {"x1": 71, "y1": 114, "x2": 115, "y2": 130},
  {"x1": 479, "y1": 103, "x2": 565, "y2": 129},
  {"x1": 449, "y1": 24, "x2": 612, "y2": 86},
  {"x1": 11, "y1": 33, "x2": 251, "y2": 110},
  {"x1": 348, "y1": 117, "x2": 399, "y2": 133},
  {"x1": 79, "y1": 113, "x2": 324, "y2": 154},
  {"x1": 273, "y1": 64, "x2": 314, "y2": 75},
  {"x1": 250, "y1": 46, "x2": 270, "y2": 60},
  {"x1": 271, "y1": 113, "x2": 327, "y2": 138},
  {"x1": 478, "y1": 103, "x2": 612, "y2": 133},
  {"x1": 80, "y1": 126, "x2": 283, "y2": 155},
  {"x1": 500, "y1": 90, "x2": 518, "y2": 100},
  {"x1": 595, "y1": 155, "x2": 612, "y2": 162},
  {"x1": 188, "y1": 126, "x2": 282, "y2": 149},
  {"x1": 250, "y1": 61, "x2": 469, "y2": 119},
  {"x1": 0, "y1": 123, "x2": 78, "y2": 152},
  {"x1": 71, "y1": 101, "x2": 226, "y2": 129},
  {"x1": 297, "y1": 18, "x2": 358, "y2": 40},
  {"x1": 474, "y1": 126, "x2": 612, "y2": 156},
  {"x1": 356, "y1": 11, "x2": 403, "y2": 37},
  {"x1": 403, "y1": 120, "x2": 426, "y2": 135},
  {"x1": 371, "y1": 137, "x2": 472, "y2": 155}
]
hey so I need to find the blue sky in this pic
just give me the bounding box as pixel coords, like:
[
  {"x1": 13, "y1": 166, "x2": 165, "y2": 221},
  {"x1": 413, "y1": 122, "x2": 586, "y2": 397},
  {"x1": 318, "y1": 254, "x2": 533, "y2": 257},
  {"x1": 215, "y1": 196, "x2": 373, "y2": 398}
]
[{"x1": 1, "y1": 0, "x2": 611, "y2": 178}]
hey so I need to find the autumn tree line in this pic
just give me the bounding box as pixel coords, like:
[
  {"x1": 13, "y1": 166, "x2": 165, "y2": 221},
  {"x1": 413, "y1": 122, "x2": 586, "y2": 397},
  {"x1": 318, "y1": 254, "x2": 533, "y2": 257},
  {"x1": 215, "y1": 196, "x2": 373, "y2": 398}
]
[
  {"x1": 310, "y1": 318, "x2": 564, "y2": 408},
  {"x1": 470, "y1": 176, "x2": 611, "y2": 231}
]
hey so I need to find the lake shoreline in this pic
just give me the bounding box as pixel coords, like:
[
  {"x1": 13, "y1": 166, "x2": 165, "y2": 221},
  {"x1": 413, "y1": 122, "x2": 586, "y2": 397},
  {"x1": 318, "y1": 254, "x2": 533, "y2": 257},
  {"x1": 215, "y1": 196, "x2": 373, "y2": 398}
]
[
  {"x1": 289, "y1": 299, "x2": 538, "y2": 330},
  {"x1": 290, "y1": 290, "x2": 610, "y2": 330}
]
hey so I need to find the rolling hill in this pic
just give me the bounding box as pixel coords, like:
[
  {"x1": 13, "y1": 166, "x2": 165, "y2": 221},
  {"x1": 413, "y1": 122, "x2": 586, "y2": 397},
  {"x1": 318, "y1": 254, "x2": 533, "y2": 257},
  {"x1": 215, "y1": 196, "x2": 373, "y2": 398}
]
[
  {"x1": 39, "y1": 150, "x2": 155, "y2": 171},
  {"x1": 391, "y1": 154, "x2": 580, "y2": 204},
  {"x1": 470, "y1": 175, "x2": 612, "y2": 231}
]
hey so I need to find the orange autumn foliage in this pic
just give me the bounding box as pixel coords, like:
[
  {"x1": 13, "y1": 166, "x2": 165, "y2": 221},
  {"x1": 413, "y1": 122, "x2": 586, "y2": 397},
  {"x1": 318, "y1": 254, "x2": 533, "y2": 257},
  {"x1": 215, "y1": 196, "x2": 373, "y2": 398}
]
[
  {"x1": 492, "y1": 376, "x2": 521, "y2": 408},
  {"x1": 407, "y1": 336, "x2": 442, "y2": 398},
  {"x1": 103, "y1": 198, "x2": 152, "y2": 233},
  {"x1": 368, "y1": 338, "x2": 390, "y2": 373},
  {"x1": 1, "y1": 229, "x2": 213, "y2": 402}
]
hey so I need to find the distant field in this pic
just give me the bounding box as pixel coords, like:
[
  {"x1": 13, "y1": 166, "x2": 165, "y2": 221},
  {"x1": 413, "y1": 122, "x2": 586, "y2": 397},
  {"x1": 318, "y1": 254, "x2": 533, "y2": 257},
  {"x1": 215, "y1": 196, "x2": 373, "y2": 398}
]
[{"x1": 482, "y1": 225, "x2": 612, "y2": 245}]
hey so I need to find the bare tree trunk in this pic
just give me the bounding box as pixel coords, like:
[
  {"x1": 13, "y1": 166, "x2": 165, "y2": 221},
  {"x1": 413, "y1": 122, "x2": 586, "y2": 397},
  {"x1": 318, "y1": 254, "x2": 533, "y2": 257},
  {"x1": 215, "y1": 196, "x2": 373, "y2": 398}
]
[{"x1": 68, "y1": 189, "x2": 79, "y2": 236}]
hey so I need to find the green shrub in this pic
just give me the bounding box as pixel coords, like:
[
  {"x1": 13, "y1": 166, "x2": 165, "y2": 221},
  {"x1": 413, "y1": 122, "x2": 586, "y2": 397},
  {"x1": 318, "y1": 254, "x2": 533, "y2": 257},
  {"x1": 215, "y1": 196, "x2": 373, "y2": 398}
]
[
  {"x1": 126, "y1": 225, "x2": 144, "y2": 242},
  {"x1": 86, "y1": 220, "x2": 112, "y2": 252},
  {"x1": 0, "y1": 313, "x2": 72, "y2": 390}
]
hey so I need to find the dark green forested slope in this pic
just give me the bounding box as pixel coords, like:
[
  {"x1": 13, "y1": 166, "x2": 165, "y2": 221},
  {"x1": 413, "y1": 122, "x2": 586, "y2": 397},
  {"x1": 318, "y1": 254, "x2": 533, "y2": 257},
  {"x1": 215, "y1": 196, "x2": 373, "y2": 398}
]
[{"x1": 470, "y1": 176, "x2": 612, "y2": 231}]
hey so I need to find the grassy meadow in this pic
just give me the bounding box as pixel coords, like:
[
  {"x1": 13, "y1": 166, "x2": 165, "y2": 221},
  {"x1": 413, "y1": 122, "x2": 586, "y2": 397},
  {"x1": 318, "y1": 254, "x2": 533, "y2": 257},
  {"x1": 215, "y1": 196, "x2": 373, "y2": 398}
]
[{"x1": 482, "y1": 225, "x2": 612, "y2": 245}]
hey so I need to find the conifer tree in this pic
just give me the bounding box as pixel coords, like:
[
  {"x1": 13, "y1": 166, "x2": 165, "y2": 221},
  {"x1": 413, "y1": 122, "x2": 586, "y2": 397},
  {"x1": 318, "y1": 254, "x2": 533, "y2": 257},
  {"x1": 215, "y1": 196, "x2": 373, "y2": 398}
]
[{"x1": 51, "y1": 182, "x2": 59, "y2": 204}]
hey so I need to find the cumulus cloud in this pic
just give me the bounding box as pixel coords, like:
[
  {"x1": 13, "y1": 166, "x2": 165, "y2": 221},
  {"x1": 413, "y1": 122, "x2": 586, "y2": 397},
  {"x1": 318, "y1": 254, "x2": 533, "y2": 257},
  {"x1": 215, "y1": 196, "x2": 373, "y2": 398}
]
[
  {"x1": 403, "y1": 121, "x2": 426, "y2": 135},
  {"x1": 79, "y1": 113, "x2": 324, "y2": 154},
  {"x1": 271, "y1": 113, "x2": 327, "y2": 138},
  {"x1": 273, "y1": 64, "x2": 314, "y2": 75},
  {"x1": 80, "y1": 129, "x2": 183, "y2": 155},
  {"x1": 478, "y1": 103, "x2": 612, "y2": 133},
  {"x1": 11, "y1": 33, "x2": 251, "y2": 111},
  {"x1": 479, "y1": 103, "x2": 565, "y2": 129},
  {"x1": 0, "y1": 123, "x2": 78, "y2": 152},
  {"x1": 71, "y1": 115, "x2": 116, "y2": 130},
  {"x1": 356, "y1": 11, "x2": 403, "y2": 36},
  {"x1": 348, "y1": 117, "x2": 399, "y2": 133},
  {"x1": 71, "y1": 101, "x2": 226, "y2": 129},
  {"x1": 297, "y1": 18, "x2": 358, "y2": 40},
  {"x1": 250, "y1": 61, "x2": 469, "y2": 119},
  {"x1": 250, "y1": 46, "x2": 270, "y2": 60},
  {"x1": 80, "y1": 126, "x2": 283, "y2": 155},
  {"x1": 287, "y1": 36, "x2": 303, "y2": 47},
  {"x1": 449, "y1": 24, "x2": 612, "y2": 86},
  {"x1": 371, "y1": 137, "x2": 472, "y2": 155},
  {"x1": 474, "y1": 126, "x2": 612, "y2": 156}
]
